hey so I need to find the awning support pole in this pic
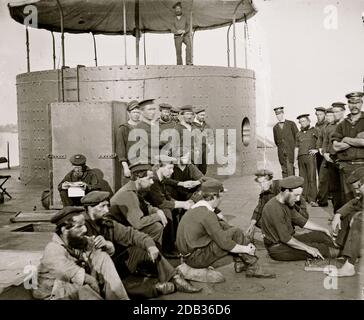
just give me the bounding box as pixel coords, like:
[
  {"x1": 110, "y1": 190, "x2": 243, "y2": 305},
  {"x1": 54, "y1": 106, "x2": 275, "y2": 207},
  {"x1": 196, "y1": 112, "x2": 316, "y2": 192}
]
[
  {"x1": 26, "y1": 27, "x2": 30, "y2": 72},
  {"x1": 232, "y1": 14, "x2": 236, "y2": 68},
  {"x1": 227, "y1": 23, "x2": 232, "y2": 67},
  {"x1": 190, "y1": 9, "x2": 193, "y2": 65},
  {"x1": 143, "y1": 31, "x2": 147, "y2": 65},
  {"x1": 123, "y1": 0, "x2": 127, "y2": 65},
  {"x1": 92, "y1": 33, "x2": 98, "y2": 66},
  {"x1": 244, "y1": 13, "x2": 248, "y2": 68},
  {"x1": 51, "y1": 31, "x2": 56, "y2": 69},
  {"x1": 135, "y1": 0, "x2": 140, "y2": 65},
  {"x1": 55, "y1": 0, "x2": 65, "y2": 68}
]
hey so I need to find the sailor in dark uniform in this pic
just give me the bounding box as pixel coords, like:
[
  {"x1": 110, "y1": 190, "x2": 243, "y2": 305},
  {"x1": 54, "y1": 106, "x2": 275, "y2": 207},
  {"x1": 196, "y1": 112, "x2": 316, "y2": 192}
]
[
  {"x1": 116, "y1": 100, "x2": 141, "y2": 184},
  {"x1": 272, "y1": 107, "x2": 299, "y2": 178},
  {"x1": 294, "y1": 114, "x2": 320, "y2": 206}
]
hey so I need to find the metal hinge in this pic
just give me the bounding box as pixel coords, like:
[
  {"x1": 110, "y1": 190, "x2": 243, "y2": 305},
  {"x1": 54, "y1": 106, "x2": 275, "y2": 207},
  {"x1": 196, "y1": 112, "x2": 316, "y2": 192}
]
[
  {"x1": 48, "y1": 154, "x2": 67, "y2": 159},
  {"x1": 98, "y1": 153, "x2": 117, "y2": 159}
]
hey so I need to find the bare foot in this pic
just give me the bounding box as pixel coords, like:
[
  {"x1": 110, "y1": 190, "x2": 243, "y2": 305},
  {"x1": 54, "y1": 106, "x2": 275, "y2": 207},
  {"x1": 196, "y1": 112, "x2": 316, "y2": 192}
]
[{"x1": 324, "y1": 260, "x2": 355, "y2": 277}]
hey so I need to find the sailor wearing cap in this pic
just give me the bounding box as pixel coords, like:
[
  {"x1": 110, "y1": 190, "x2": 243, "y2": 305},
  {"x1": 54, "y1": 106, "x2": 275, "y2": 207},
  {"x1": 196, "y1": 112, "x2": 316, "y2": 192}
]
[
  {"x1": 313, "y1": 107, "x2": 329, "y2": 207},
  {"x1": 175, "y1": 105, "x2": 199, "y2": 164},
  {"x1": 109, "y1": 163, "x2": 167, "y2": 245},
  {"x1": 82, "y1": 191, "x2": 201, "y2": 295},
  {"x1": 171, "y1": 2, "x2": 192, "y2": 65},
  {"x1": 272, "y1": 107, "x2": 299, "y2": 177},
  {"x1": 176, "y1": 179, "x2": 275, "y2": 278},
  {"x1": 321, "y1": 107, "x2": 344, "y2": 212},
  {"x1": 261, "y1": 176, "x2": 339, "y2": 261},
  {"x1": 246, "y1": 170, "x2": 309, "y2": 241},
  {"x1": 58, "y1": 154, "x2": 100, "y2": 207},
  {"x1": 332, "y1": 91, "x2": 364, "y2": 203},
  {"x1": 116, "y1": 100, "x2": 141, "y2": 183},
  {"x1": 129, "y1": 99, "x2": 160, "y2": 166},
  {"x1": 294, "y1": 114, "x2": 320, "y2": 207},
  {"x1": 32, "y1": 206, "x2": 130, "y2": 300},
  {"x1": 164, "y1": 146, "x2": 205, "y2": 201},
  {"x1": 170, "y1": 106, "x2": 180, "y2": 123},
  {"x1": 141, "y1": 154, "x2": 195, "y2": 256},
  {"x1": 329, "y1": 167, "x2": 364, "y2": 277},
  {"x1": 246, "y1": 169, "x2": 277, "y2": 239},
  {"x1": 193, "y1": 107, "x2": 214, "y2": 174}
]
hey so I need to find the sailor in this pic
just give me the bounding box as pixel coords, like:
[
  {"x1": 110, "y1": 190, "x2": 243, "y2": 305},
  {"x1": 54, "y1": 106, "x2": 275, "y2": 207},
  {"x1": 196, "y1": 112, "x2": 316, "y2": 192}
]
[
  {"x1": 322, "y1": 102, "x2": 346, "y2": 212},
  {"x1": 176, "y1": 179, "x2": 276, "y2": 278},
  {"x1": 109, "y1": 163, "x2": 166, "y2": 245},
  {"x1": 116, "y1": 100, "x2": 141, "y2": 185},
  {"x1": 294, "y1": 114, "x2": 320, "y2": 206},
  {"x1": 272, "y1": 107, "x2": 299, "y2": 177},
  {"x1": 32, "y1": 206, "x2": 129, "y2": 300},
  {"x1": 193, "y1": 107, "x2": 214, "y2": 174},
  {"x1": 329, "y1": 167, "x2": 364, "y2": 277},
  {"x1": 170, "y1": 2, "x2": 192, "y2": 65},
  {"x1": 58, "y1": 154, "x2": 101, "y2": 207},
  {"x1": 81, "y1": 191, "x2": 201, "y2": 296},
  {"x1": 332, "y1": 91, "x2": 364, "y2": 204},
  {"x1": 128, "y1": 99, "x2": 159, "y2": 166},
  {"x1": 261, "y1": 176, "x2": 339, "y2": 261},
  {"x1": 246, "y1": 169, "x2": 309, "y2": 241}
]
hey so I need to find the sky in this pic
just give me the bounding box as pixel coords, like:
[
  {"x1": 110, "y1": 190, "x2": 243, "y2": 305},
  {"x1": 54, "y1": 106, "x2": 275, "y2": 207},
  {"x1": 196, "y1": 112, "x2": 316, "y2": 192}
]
[{"x1": 0, "y1": 0, "x2": 364, "y2": 140}]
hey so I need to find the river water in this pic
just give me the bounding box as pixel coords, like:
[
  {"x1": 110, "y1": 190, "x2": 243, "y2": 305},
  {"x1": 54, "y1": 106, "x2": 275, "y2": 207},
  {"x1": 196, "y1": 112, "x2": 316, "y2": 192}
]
[{"x1": 0, "y1": 132, "x2": 19, "y2": 168}]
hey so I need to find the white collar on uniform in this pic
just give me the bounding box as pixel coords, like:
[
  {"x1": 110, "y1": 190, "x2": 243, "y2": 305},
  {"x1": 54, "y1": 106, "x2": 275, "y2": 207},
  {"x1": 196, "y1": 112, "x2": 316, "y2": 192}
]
[{"x1": 191, "y1": 200, "x2": 214, "y2": 212}]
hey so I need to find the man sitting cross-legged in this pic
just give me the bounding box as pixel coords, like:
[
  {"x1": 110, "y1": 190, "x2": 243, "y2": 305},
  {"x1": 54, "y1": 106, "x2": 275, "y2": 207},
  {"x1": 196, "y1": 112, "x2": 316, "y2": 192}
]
[
  {"x1": 246, "y1": 169, "x2": 309, "y2": 241},
  {"x1": 176, "y1": 179, "x2": 275, "y2": 278},
  {"x1": 32, "y1": 207, "x2": 129, "y2": 300},
  {"x1": 327, "y1": 167, "x2": 364, "y2": 277},
  {"x1": 81, "y1": 191, "x2": 201, "y2": 298},
  {"x1": 261, "y1": 176, "x2": 339, "y2": 261},
  {"x1": 110, "y1": 163, "x2": 167, "y2": 246}
]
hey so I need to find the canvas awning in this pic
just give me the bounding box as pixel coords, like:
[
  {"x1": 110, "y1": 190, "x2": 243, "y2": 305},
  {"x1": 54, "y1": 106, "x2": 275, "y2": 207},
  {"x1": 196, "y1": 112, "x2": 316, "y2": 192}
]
[{"x1": 8, "y1": 0, "x2": 257, "y2": 35}]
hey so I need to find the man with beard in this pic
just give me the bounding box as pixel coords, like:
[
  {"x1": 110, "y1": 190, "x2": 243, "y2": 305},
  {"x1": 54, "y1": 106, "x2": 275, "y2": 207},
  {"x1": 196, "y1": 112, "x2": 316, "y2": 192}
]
[
  {"x1": 176, "y1": 179, "x2": 275, "y2": 278},
  {"x1": 170, "y1": 2, "x2": 192, "y2": 65},
  {"x1": 171, "y1": 106, "x2": 180, "y2": 123},
  {"x1": 332, "y1": 91, "x2": 364, "y2": 204},
  {"x1": 273, "y1": 107, "x2": 299, "y2": 178},
  {"x1": 246, "y1": 169, "x2": 309, "y2": 241},
  {"x1": 81, "y1": 191, "x2": 201, "y2": 296},
  {"x1": 116, "y1": 100, "x2": 141, "y2": 184},
  {"x1": 159, "y1": 103, "x2": 179, "y2": 155},
  {"x1": 165, "y1": 148, "x2": 204, "y2": 201},
  {"x1": 261, "y1": 176, "x2": 339, "y2": 261},
  {"x1": 314, "y1": 107, "x2": 329, "y2": 207},
  {"x1": 328, "y1": 167, "x2": 364, "y2": 277},
  {"x1": 175, "y1": 105, "x2": 198, "y2": 164},
  {"x1": 109, "y1": 163, "x2": 167, "y2": 245},
  {"x1": 144, "y1": 155, "x2": 194, "y2": 257},
  {"x1": 32, "y1": 207, "x2": 129, "y2": 300},
  {"x1": 193, "y1": 107, "x2": 214, "y2": 174},
  {"x1": 294, "y1": 114, "x2": 320, "y2": 207},
  {"x1": 322, "y1": 103, "x2": 346, "y2": 212},
  {"x1": 58, "y1": 154, "x2": 101, "y2": 206}
]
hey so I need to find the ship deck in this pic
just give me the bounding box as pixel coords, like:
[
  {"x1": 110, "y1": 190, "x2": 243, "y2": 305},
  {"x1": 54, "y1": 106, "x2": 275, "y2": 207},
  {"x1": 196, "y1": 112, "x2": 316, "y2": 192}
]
[{"x1": 0, "y1": 148, "x2": 362, "y2": 300}]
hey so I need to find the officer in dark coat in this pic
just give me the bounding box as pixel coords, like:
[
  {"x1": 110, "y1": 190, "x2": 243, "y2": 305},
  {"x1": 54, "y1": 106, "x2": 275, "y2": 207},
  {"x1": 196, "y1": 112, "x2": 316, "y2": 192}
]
[{"x1": 272, "y1": 107, "x2": 299, "y2": 177}]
